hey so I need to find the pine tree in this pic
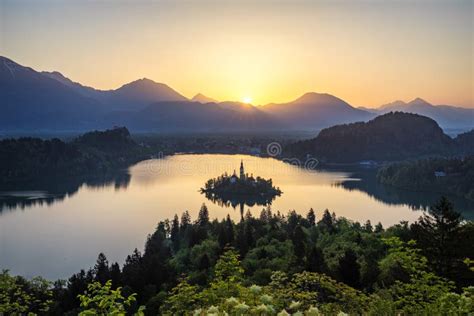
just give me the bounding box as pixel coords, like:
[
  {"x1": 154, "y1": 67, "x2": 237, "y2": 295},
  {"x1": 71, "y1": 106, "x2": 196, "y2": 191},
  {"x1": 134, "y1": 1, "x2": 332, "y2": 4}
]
[
  {"x1": 109, "y1": 262, "x2": 121, "y2": 288},
  {"x1": 364, "y1": 220, "x2": 373, "y2": 232},
  {"x1": 225, "y1": 214, "x2": 234, "y2": 245},
  {"x1": 292, "y1": 225, "x2": 306, "y2": 264},
  {"x1": 338, "y1": 249, "x2": 361, "y2": 288},
  {"x1": 319, "y1": 209, "x2": 335, "y2": 233},
  {"x1": 306, "y1": 245, "x2": 326, "y2": 273},
  {"x1": 197, "y1": 203, "x2": 210, "y2": 227},
  {"x1": 374, "y1": 222, "x2": 384, "y2": 233},
  {"x1": 94, "y1": 253, "x2": 110, "y2": 285},
  {"x1": 180, "y1": 210, "x2": 191, "y2": 230},
  {"x1": 170, "y1": 214, "x2": 180, "y2": 251},
  {"x1": 411, "y1": 197, "x2": 463, "y2": 278},
  {"x1": 307, "y1": 208, "x2": 316, "y2": 226}
]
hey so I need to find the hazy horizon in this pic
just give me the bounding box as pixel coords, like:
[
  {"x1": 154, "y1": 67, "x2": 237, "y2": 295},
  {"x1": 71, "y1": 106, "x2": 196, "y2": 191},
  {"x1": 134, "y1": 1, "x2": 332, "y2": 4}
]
[{"x1": 1, "y1": 0, "x2": 473, "y2": 108}]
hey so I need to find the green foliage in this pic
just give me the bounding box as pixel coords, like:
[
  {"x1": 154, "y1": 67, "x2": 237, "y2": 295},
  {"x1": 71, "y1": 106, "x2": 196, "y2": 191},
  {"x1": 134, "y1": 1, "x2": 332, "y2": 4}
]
[
  {"x1": 78, "y1": 280, "x2": 145, "y2": 315},
  {"x1": 0, "y1": 270, "x2": 53, "y2": 315},
  {"x1": 161, "y1": 278, "x2": 200, "y2": 315},
  {"x1": 0, "y1": 127, "x2": 149, "y2": 183},
  {"x1": 11, "y1": 198, "x2": 471, "y2": 315},
  {"x1": 379, "y1": 237, "x2": 455, "y2": 314},
  {"x1": 377, "y1": 156, "x2": 474, "y2": 200}
]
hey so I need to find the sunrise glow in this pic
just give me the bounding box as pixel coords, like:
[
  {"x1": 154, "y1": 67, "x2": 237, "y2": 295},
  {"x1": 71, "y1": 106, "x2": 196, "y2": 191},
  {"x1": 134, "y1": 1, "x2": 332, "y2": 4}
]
[
  {"x1": 1, "y1": 1, "x2": 472, "y2": 107},
  {"x1": 242, "y1": 97, "x2": 253, "y2": 104}
]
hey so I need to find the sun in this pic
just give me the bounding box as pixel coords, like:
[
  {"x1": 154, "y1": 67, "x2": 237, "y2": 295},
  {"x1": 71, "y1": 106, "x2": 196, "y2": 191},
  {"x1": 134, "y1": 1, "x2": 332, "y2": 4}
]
[{"x1": 242, "y1": 96, "x2": 253, "y2": 104}]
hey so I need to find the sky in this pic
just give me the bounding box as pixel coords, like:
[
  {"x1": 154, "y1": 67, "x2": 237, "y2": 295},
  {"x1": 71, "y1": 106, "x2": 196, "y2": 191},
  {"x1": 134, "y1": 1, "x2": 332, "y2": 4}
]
[{"x1": 1, "y1": 0, "x2": 473, "y2": 107}]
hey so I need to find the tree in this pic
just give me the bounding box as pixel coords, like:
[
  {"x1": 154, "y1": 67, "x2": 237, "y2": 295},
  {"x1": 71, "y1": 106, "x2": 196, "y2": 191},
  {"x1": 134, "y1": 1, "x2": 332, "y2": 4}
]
[
  {"x1": 78, "y1": 280, "x2": 145, "y2": 315},
  {"x1": 94, "y1": 253, "x2": 110, "y2": 285},
  {"x1": 379, "y1": 237, "x2": 454, "y2": 314},
  {"x1": 374, "y1": 222, "x2": 384, "y2": 233},
  {"x1": 411, "y1": 197, "x2": 463, "y2": 278},
  {"x1": 306, "y1": 246, "x2": 326, "y2": 273},
  {"x1": 338, "y1": 249, "x2": 361, "y2": 288},
  {"x1": 203, "y1": 248, "x2": 245, "y2": 304},
  {"x1": 214, "y1": 248, "x2": 244, "y2": 283},
  {"x1": 225, "y1": 214, "x2": 235, "y2": 245},
  {"x1": 170, "y1": 214, "x2": 180, "y2": 251},
  {"x1": 110, "y1": 262, "x2": 121, "y2": 288},
  {"x1": 122, "y1": 249, "x2": 145, "y2": 293},
  {"x1": 197, "y1": 203, "x2": 210, "y2": 227},
  {"x1": 319, "y1": 209, "x2": 335, "y2": 233},
  {"x1": 199, "y1": 254, "x2": 211, "y2": 271},
  {"x1": 0, "y1": 270, "x2": 53, "y2": 315},
  {"x1": 306, "y1": 208, "x2": 316, "y2": 227},
  {"x1": 292, "y1": 225, "x2": 306, "y2": 264},
  {"x1": 364, "y1": 220, "x2": 373, "y2": 232},
  {"x1": 180, "y1": 210, "x2": 191, "y2": 230},
  {"x1": 161, "y1": 278, "x2": 200, "y2": 314}
]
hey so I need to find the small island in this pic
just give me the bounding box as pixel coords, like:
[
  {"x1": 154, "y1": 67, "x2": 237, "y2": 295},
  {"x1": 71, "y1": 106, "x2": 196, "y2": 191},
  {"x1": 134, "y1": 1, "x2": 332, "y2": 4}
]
[{"x1": 200, "y1": 160, "x2": 282, "y2": 211}]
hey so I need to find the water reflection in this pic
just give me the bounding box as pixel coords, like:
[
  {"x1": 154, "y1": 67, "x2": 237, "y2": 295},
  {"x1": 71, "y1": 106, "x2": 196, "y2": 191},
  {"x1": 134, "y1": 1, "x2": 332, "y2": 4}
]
[
  {"x1": 0, "y1": 154, "x2": 472, "y2": 280},
  {"x1": 202, "y1": 192, "x2": 277, "y2": 219},
  {"x1": 334, "y1": 166, "x2": 474, "y2": 220},
  {"x1": 0, "y1": 172, "x2": 131, "y2": 212}
]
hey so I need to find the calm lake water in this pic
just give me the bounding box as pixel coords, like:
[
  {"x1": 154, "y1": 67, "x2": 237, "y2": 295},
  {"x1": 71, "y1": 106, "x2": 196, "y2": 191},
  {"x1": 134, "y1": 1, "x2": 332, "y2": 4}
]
[{"x1": 1, "y1": 154, "x2": 473, "y2": 280}]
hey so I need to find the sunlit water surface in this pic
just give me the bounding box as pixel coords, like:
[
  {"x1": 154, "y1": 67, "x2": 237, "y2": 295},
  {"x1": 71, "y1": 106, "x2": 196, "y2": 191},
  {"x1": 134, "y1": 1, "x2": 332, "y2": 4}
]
[{"x1": 1, "y1": 154, "x2": 472, "y2": 279}]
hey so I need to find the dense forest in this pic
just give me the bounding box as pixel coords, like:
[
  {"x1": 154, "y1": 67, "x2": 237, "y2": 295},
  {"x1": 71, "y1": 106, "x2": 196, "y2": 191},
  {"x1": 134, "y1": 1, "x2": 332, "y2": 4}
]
[
  {"x1": 0, "y1": 127, "x2": 149, "y2": 183},
  {"x1": 377, "y1": 156, "x2": 474, "y2": 200},
  {"x1": 284, "y1": 112, "x2": 469, "y2": 163},
  {"x1": 455, "y1": 129, "x2": 474, "y2": 155},
  {"x1": 2, "y1": 197, "x2": 473, "y2": 315}
]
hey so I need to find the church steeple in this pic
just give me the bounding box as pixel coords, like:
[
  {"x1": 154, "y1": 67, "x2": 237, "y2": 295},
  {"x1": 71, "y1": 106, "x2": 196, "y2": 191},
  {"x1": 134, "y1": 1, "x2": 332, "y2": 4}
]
[{"x1": 240, "y1": 160, "x2": 245, "y2": 179}]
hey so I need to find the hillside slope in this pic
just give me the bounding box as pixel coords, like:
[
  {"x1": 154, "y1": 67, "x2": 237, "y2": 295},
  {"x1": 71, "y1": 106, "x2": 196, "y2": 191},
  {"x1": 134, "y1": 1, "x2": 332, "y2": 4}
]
[{"x1": 284, "y1": 112, "x2": 456, "y2": 162}]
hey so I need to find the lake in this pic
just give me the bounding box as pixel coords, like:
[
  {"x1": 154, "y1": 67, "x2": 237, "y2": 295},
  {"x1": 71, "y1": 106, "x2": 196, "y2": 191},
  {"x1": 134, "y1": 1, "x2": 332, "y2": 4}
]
[{"x1": 1, "y1": 154, "x2": 473, "y2": 280}]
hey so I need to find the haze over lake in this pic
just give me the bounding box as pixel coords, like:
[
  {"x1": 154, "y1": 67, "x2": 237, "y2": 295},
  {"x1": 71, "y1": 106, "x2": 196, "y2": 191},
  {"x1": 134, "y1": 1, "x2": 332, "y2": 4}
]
[{"x1": 1, "y1": 154, "x2": 472, "y2": 280}]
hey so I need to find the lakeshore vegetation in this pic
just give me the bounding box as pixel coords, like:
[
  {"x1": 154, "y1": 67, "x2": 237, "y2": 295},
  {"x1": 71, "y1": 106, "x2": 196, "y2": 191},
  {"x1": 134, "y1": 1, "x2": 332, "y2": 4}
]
[{"x1": 1, "y1": 197, "x2": 473, "y2": 315}]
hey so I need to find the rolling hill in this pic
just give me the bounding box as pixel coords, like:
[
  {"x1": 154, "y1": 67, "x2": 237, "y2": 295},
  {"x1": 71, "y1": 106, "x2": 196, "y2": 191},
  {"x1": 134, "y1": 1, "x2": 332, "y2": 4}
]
[{"x1": 284, "y1": 112, "x2": 457, "y2": 163}]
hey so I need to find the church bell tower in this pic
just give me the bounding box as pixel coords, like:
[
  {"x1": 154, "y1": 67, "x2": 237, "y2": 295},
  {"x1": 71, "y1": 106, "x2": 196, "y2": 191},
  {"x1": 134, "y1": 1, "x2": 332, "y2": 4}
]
[{"x1": 240, "y1": 160, "x2": 245, "y2": 179}]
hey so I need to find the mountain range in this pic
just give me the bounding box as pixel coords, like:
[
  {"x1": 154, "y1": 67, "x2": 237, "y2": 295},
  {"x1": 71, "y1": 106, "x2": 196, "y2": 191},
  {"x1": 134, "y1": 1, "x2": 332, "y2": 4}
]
[
  {"x1": 360, "y1": 98, "x2": 474, "y2": 130},
  {"x1": 1, "y1": 56, "x2": 472, "y2": 132}
]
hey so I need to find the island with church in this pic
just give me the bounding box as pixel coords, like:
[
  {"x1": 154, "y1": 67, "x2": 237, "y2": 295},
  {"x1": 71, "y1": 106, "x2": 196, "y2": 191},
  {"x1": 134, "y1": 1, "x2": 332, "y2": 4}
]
[{"x1": 200, "y1": 160, "x2": 282, "y2": 209}]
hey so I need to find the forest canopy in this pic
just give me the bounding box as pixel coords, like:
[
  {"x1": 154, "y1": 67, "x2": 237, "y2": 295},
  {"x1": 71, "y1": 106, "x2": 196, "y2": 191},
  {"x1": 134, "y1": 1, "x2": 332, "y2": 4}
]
[{"x1": 1, "y1": 198, "x2": 473, "y2": 315}]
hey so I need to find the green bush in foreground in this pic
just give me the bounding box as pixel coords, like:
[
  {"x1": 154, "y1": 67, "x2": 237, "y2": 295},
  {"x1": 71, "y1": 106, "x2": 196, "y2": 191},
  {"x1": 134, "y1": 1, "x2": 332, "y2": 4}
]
[{"x1": 78, "y1": 280, "x2": 145, "y2": 316}]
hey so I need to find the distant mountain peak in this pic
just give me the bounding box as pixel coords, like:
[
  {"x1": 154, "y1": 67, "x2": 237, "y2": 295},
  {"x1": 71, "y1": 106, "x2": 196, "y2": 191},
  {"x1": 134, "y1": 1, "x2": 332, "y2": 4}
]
[
  {"x1": 121, "y1": 77, "x2": 165, "y2": 88},
  {"x1": 192, "y1": 93, "x2": 217, "y2": 103},
  {"x1": 408, "y1": 97, "x2": 431, "y2": 106},
  {"x1": 42, "y1": 70, "x2": 75, "y2": 84},
  {"x1": 111, "y1": 77, "x2": 188, "y2": 106},
  {"x1": 379, "y1": 100, "x2": 407, "y2": 110},
  {"x1": 0, "y1": 55, "x2": 35, "y2": 78},
  {"x1": 290, "y1": 92, "x2": 354, "y2": 111},
  {"x1": 294, "y1": 92, "x2": 329, "y2": 103}
]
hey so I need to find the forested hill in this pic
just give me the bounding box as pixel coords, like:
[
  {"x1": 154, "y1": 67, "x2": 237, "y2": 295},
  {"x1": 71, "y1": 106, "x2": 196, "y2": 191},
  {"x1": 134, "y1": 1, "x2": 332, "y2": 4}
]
[
  {"x1": 455, "y1": 129, "x2": 474, "y2": 155},
  {"x1": 0, "y1": 127, "x2": 147, "y2": 183},
  {"x1": 284, "y1": 112, "x2": 456, "y2": 163},
  {"x1": 72, "y1": 127, "x2": 137, "y2": 153},
  {"x1": 377, "y1": 156, "x2": 474, "y2": 200}
]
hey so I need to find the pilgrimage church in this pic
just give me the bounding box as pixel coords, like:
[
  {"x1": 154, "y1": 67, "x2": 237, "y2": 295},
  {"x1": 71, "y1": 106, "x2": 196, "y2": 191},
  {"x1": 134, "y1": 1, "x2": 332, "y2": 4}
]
[{"x1": 230, "y1": 160, "x2": 247, "y2": 183}]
